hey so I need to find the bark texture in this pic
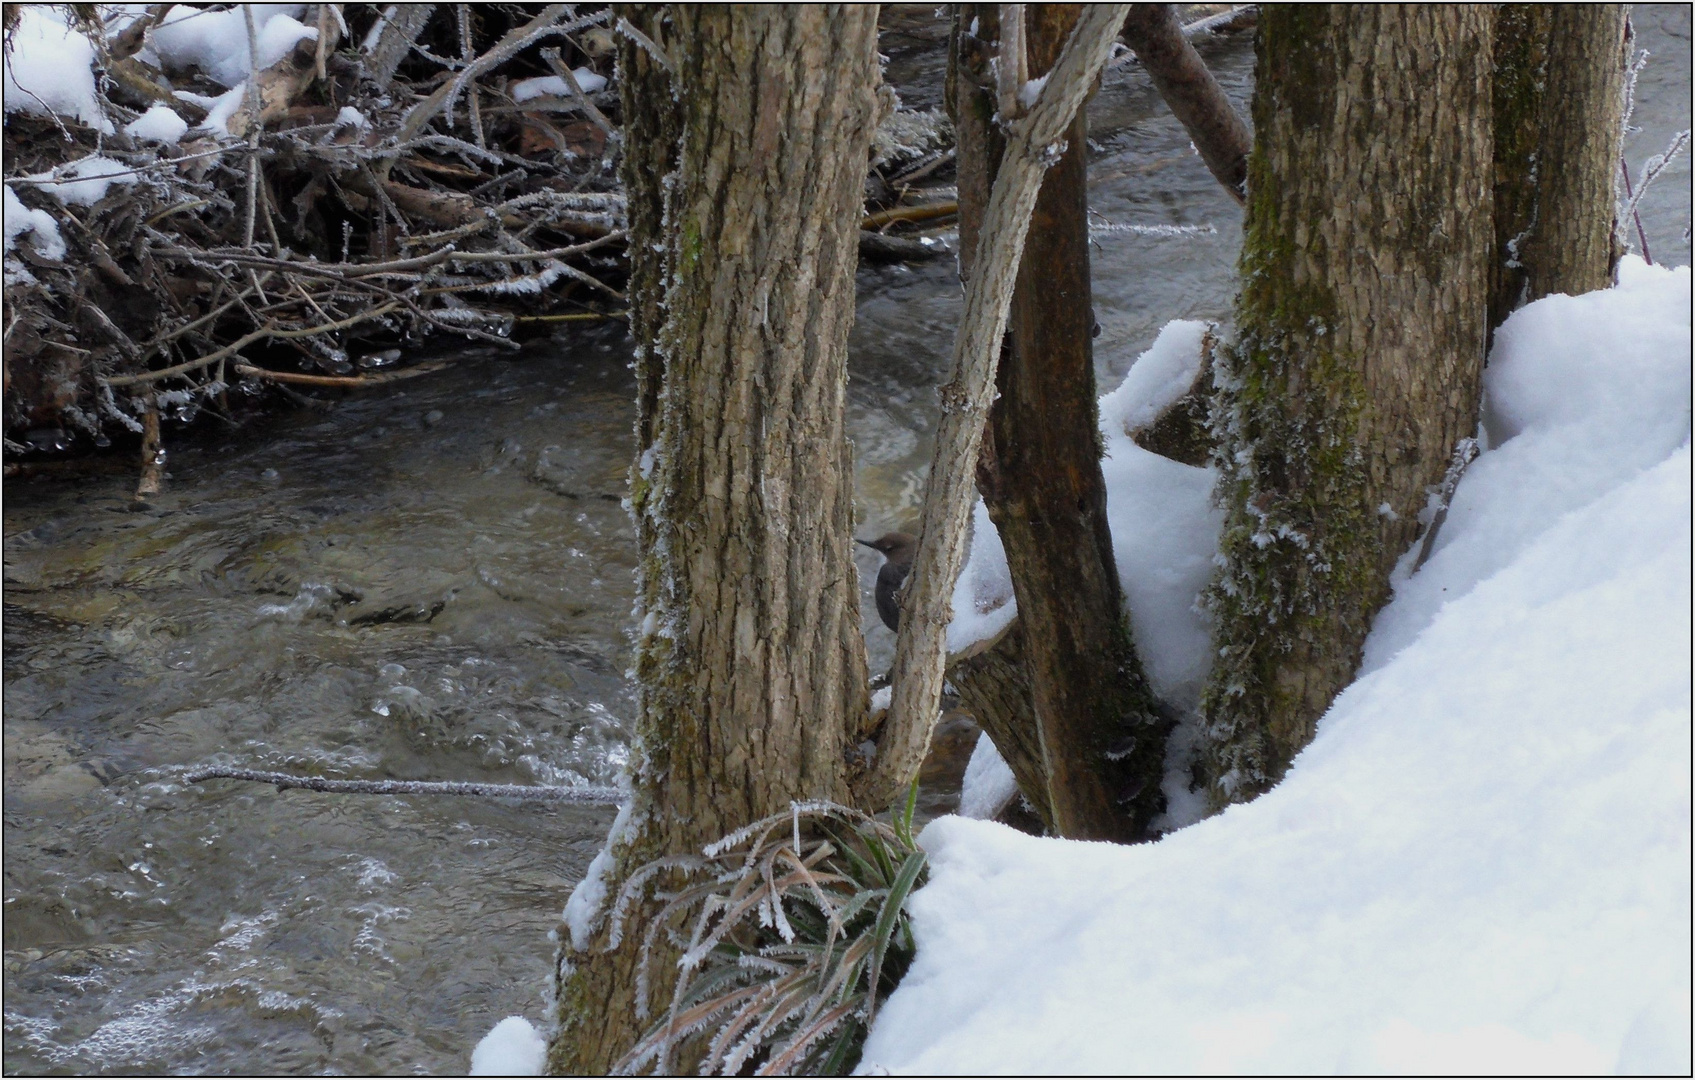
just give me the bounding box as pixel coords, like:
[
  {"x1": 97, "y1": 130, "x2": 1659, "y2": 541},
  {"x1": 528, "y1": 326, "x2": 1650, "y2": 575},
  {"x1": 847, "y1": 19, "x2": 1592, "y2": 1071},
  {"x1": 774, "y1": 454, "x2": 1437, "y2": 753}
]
[
  {"x1": 1488, "y1": 4, "x2": 1628, "y2": 337},
  {"x1": 1200, "y1": 5, "x2": 1493, "y2": 807},
  {"x1": 860, "y1": 2, "x2": 1130, "y2": 813},
  {"x1": 948, "y1": 620, "x2": 1056, "y2": 830},
  {"x1": 952, "y1": 4, "x2": 1166, "y2": 841},
  {"x1": 549, "y1": 7, "x2": 879, "y2": 1072}
]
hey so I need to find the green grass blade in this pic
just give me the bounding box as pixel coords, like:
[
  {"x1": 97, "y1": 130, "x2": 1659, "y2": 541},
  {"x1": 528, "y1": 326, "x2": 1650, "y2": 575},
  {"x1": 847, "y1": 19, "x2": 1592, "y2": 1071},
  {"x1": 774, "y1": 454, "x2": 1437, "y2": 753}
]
[{"x1": 864, "y1": 850, "x2": 927, "y2": 1016}]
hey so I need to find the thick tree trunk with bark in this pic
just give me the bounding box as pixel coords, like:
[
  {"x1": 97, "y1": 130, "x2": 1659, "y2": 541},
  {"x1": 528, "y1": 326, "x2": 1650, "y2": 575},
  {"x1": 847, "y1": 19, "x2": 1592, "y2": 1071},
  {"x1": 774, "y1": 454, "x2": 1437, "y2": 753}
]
[
  {"x1": 548, "y1": 7, "x2": 879, "y2": 1072},
  {"x1": 948, "y1": 4, "x2": 1166, "y2": 841},
  {"x1": 1489, "y1": 4, "x2": 1628, "y2": 337},
  {"x1": 1200, "y1": 5, "x2": 1493, "y2": 807}
]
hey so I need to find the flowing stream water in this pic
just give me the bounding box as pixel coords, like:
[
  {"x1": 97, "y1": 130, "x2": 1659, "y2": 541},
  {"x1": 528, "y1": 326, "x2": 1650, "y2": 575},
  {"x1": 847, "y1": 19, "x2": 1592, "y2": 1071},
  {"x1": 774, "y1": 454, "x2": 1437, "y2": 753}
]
[{"x1": 4, "y1": 13, "x2": 1688, "y2": 1074}]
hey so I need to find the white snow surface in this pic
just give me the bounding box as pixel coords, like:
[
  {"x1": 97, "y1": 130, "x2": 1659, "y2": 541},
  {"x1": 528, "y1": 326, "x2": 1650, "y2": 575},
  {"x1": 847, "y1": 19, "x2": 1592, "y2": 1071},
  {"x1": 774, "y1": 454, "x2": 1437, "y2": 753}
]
[
  {"x1": 1098, "y1": 317, "x2": 1209, "y2": 436},
  {"x1": 187, "y1": 84, "x2": 252, "y2": 137},
  {"x1": 561, "y1": 797, "x2": 635, "y2": 951},
  {"x1": 1, "y1": 6, "x2": 111, "y2": 132},
  {"x1": 957, "y1": 734, "x2": 1018, "y2": 821},
  {"x1": 947, "y1": 318, "x2": 1220, "y2": 708},
  {"x1": 511, "y1": 69, "x2": 609, "y2": 103},
  {"x1": 469, "y1": 1016, "x2": 547, "y2": 1076},
  {"x1": 863, "y1": 261, "x2": 1692, "y2": 1075},
  {"x1": 3, "y1": 185, "x2": 66, "y2": 260},
  {"x1": 124, "y1": 103, "x2": 190, "y2": 144},
  {"x1": 150, "y1": 4, "x2": 317, "y2": 88},
  {"x1": 944, "y1": 500, "x2": 1017, "y2": 654},
  {"x1": 1098, "y1": 320, "x2": 1221, "y2": 708},
  {"x1": 25, "y1": 156, "x2": 136, "y2": 207}
]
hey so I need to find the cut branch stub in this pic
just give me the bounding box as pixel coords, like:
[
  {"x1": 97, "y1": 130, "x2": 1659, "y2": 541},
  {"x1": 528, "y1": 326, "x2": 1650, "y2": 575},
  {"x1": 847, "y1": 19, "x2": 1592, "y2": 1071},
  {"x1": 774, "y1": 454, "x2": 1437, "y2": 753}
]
[{"x1": 857, "y1": 3, "x2": 1133, "y2": 810}]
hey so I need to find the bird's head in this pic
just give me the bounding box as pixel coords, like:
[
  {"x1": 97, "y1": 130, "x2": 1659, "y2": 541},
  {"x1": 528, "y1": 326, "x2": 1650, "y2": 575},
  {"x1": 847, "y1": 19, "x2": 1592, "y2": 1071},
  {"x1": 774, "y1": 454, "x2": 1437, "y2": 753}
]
[{"x1": 855, "y1": 532, "x2": 917, "y2": 559}]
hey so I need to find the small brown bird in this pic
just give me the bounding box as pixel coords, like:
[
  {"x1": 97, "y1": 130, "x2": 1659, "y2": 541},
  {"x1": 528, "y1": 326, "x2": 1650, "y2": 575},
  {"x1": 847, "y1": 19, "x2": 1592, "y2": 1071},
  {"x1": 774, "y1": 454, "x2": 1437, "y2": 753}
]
[{"x1": 856, "y1": 532, "x2": 916, "y2": 632}]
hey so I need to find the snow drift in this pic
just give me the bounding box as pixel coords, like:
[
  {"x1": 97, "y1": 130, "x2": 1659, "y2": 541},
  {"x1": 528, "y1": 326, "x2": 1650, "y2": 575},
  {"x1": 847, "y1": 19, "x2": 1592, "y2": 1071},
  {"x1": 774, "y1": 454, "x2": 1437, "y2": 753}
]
[{"x1": 863, "y1": 258, "x2": 1692, "y2": 1076}]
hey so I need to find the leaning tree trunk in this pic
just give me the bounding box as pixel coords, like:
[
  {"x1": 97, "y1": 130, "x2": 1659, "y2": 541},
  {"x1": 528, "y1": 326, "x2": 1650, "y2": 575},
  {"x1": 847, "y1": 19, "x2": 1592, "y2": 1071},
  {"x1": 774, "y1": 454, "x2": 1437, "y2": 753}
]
[
  {"x1": 949, "y1": 4, "x2": 1166, "y2": 841},
  {"x1": 1200, "y1": 5, "x2": 1493, "y2": 807},
  {"x1": 1488, "y1": 4, "x2": 1628, "y2": 338},
  {"x1": 548, "y1": 7, "x2": 879, "y2": 1072}
]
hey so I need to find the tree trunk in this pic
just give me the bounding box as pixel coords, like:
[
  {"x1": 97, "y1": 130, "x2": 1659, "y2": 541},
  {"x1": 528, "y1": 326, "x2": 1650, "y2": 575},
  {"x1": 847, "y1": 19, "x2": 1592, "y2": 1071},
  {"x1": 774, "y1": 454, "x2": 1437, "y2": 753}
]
[
  {"x1": 1488, "y1": 4, "x2": 1628, "y2": 338},
  {"x1": 1200, "y1": 5, "x2": 1493, "y2": 807},
  {"x1": 948, "y1": 619, "x2": 1056, "y2": 830},
  {"x1": 949, "y1": 4, "x2": 1167, "y2": 841},
  {"x1": 548, "y1": 7, "x2": 879, "y2": 1072}
]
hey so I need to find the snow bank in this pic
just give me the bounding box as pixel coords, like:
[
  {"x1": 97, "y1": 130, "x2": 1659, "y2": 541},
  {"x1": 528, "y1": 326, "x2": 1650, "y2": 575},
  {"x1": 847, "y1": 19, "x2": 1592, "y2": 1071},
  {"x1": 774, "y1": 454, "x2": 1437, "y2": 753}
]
[
  {"x1": 469, "y1": 1016, "x2": 547, "y2": 1076},
  {"x1": 1, "y1": 6, "x2": 110, "y2": 132},
  {"x1": 150, "y1": 4, "x2": 317, "y2": 88},
  {"x1": 1097, "y1": 320, "x2": 1221, "y2": 709},
  {"x1": 1364, "y1": 257, "x2": 1693, "y2": 674},
  {"x1": 957, "y1": 733, "x2": 1019, "y2": 821},
  {"x1": 865, "y1": 262, "x2": 1692, "y2": 1075}
]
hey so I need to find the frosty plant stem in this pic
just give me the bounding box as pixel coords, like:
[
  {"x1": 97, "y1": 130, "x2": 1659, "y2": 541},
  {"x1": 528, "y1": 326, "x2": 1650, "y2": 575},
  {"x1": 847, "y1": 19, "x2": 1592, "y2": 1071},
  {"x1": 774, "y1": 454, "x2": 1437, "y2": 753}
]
[{"x1": 858, "y1": 4, "x2": 1132, "y2": 810}]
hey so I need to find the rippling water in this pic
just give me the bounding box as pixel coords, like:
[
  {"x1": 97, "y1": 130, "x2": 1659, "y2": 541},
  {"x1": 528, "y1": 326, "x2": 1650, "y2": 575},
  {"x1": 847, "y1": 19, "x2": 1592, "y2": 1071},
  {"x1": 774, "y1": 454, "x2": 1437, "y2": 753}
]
[{"x1": 5, "y1": 11, "x2": 1688, "y2": 1073}]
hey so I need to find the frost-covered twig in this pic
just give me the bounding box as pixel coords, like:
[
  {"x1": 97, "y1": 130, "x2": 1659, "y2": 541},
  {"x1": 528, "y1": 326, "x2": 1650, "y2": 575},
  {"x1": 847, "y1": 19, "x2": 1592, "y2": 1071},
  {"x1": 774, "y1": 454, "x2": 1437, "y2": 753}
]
[
  {"x1": 103, "y1": 301, "x2": 402, "y2": 386},
  {"x1": 540, "y1": 46, "x2": 615, "y2": 136},
  {"x1": 1620, "y1": 129, "x2": 1690, "y2": 266},
  {"x1": 183, "y1": 766, "x2": 623, "y2": 803},
  {"x1": 242, "y1": 3, "x2": 263, "y2": 249},
  {"x1": 1412, "y1": 437, "x2": 1480, "y2": 571},
  {"x1": 614, "y1": 16, "x2": 670, "y2": 72}
]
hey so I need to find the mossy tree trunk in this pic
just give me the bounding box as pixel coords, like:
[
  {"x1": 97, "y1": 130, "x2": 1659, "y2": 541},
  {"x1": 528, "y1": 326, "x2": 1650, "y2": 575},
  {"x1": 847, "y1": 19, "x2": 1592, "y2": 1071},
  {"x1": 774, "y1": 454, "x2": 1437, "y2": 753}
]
[
  {"x1": 1200, "y1": 5, "x2": 1494, "y2": 807},
  {"x1": 1488, "y1": 4, "x2": 1628, "y2": 338},
  {"x1": 949, "y1": 4, "x2": 1167, "y2": 841},
  {"x1": 548, "y1": 6, "x2": 879, "y2": 1072}
]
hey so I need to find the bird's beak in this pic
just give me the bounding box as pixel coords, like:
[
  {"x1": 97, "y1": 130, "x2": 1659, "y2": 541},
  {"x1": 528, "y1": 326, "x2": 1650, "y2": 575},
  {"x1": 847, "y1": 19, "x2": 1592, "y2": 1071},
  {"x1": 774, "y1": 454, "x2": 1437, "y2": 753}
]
[{"x1": 855, "y1": 538, "x2": 877, "y2": 550}]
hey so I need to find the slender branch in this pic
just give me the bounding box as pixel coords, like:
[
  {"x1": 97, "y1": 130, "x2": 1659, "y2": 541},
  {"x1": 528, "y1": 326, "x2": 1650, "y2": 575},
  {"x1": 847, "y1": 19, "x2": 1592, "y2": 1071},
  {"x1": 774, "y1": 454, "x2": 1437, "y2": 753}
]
[
  {"x1": 242, "y1": 3, "x2": 263, "y2": 248},
  {"x1": 362, "y1": 3, "x2": 437, "y2": 91},
  {"x1": 1412, "y1": 437, "x2": 1481, "y2": 571},
  {"x1": 540, "y1": 46, "x2": 616, "y2": 136},
  {"x1": 183, "y1": 766, "x2": 623, "y2": 803},
  {"x1": 102, "y1": 302, "x2": 402, "y2": 386},
  {"x1": 1181, "y1": 4, "x2": 1256, "y2": 37},
  {"x1": 233, "y1": 359, "x2": 452, "y2": 387},
  {"x1": 395, "y1": 6, "x2": 609, "y2": 147},
  {"x1": 1121, "y1": 3, "x2": 1251, "y2": 203},
  {"x1": 861, "y1": 201, "x2": 958, "y2": 230},
  {"x1": 996, "y1": 4, "x2": 1026, "y2": 122},
  {"x1": 857, "y1": 3, "x2": 1133, "y2": 808}
]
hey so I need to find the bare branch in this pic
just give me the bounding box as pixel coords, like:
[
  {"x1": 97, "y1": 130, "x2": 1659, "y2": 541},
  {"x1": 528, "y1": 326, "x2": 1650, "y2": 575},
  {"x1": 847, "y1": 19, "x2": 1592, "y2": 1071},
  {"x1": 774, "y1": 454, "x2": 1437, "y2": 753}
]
[
  {"x1": 183, "y1": 766, "x2": 623, "y2": 803},
  {"x1": 1121, "y1": 3, "x2": 1251, "y2": 203},
  {"x1": 361, "y1": 3, "x2": 436, "y2": 90}
]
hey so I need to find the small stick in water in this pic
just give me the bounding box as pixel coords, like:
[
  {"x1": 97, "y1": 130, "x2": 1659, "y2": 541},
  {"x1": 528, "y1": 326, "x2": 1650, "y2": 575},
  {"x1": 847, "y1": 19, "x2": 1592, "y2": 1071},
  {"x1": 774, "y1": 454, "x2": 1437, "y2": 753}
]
[{"x1": 183, "y1": 767, "x2": 623, "y2": 804}]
